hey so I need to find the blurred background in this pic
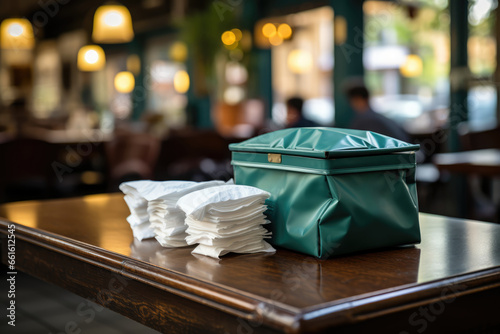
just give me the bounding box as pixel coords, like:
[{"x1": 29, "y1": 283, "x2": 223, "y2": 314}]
[{"x1": 0, "y1": 0, "x2": 499, "y2": 222}]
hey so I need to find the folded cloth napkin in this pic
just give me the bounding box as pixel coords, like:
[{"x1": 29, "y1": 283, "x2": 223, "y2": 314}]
[{"x1": 177, "y1": 185, "x2": 275, "y2": 259}]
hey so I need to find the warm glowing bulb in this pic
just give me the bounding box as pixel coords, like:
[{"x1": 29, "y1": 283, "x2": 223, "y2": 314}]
[
  {"x1": 7, "y1": 23, "x2": 23, "y2": 37},
  {"x1": 269, "y1": 32, "x2": 283, "y2": 46},
  {"x1": 114, "y1": 71, "x2": 135, "y2": 93},
  {"x1": 103, "y1": 10, "x2": 123, "y2": 27},
  {"x1": 224, "y1": 41, "x2": 238, "y2": 50},
  {"x1": 174, "y1": 70, "x2": 190, "y2": 94},
  {"x1": 84, "y1": 50, "x2": 99, "y2": 64},
  {"x1": 277, "y1": 23, "x2": 292, "y2": 39},
  {"x1": 287, "y1": 49, "x2": 313, "y2": 74},
  {"x1": 1, "y1": 19, "x2": 34, "y2": 49},
  {"x1": 262, "y1": 23, "x2": 276, "y2": 38},
  {"x1": 400, "y1": 54, "x2": 423, "y2": 77},
  {"x1": 77, "y1": 45, "x2": 105, "y2": 71},
  {"x1": 92, "y1": 5, "x2": 134, "y2": 43},
  {"x1": 221, "y1": 31, "x2": 236, "y2": 45},
  {"x1": 231, "y1": 28, "x2": 243, "y2": 41}
]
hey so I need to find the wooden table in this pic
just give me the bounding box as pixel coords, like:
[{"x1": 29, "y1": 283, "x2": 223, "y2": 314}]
[
  {"x1": 1, "y1": 194, "x2": 500, "y2": 333},
  {"x1": 433, "y1": 149, "x2": 500, "y2": 221},
  {"x1": 433, "y1": 149, "x2": 500, "y2": 176}
]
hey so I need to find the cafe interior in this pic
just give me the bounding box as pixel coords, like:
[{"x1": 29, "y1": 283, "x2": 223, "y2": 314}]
[{"x1": 1, "y1": 0, "x2": 500, "y2": 333}]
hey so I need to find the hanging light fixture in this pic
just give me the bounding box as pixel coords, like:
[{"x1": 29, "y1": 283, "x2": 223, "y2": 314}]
[
  {"x1": 114, "y1": 71, "x2": 135, "y2": 93},
  {"x1": 92, "y1": 4, "x2": 134, "y2": 43},
  {"x1": 77, "y1": 45, "x2": 106, "y2": 71},
  {"x1": 0, "y1": 18, "x2": 35, "y2": 50}
]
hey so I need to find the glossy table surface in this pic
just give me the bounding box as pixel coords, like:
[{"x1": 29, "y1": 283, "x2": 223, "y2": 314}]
[
  {"x1": 433, "y1": 148, "x2": 500, "y2": 175},
  {"x1": 1, "y1": 193, "x2": 500, "y2": 333}
]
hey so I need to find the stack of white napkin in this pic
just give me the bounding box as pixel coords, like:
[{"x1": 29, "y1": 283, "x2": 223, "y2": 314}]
[
  {"x1": 145, "y1": 180, "x2": 224, "y2": 247},
  {"x1": 177, "y1": 185, "x2": 275, "y2": 258},
  {"x1": 120, "y1": 180, "x2": 225, "y2": 244},
  {"x1": 119, "y1": 180, "x2": 157, "y2": 241}
]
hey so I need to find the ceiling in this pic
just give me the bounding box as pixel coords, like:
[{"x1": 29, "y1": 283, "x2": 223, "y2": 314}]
[
  {"x1": 0, "y1": 0, "x2": 212, "y2": 39},
  {"x1": 0, "y1": 1, "x2": 41, "y2": 19}
]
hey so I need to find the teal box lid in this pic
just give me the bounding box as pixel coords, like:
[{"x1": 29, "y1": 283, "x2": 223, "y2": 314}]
[{"x1": 229, "y1": 127, "x2": 420, "y2": 159}]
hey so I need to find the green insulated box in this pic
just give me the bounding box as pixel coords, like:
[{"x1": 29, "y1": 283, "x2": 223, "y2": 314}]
[{"x1": 229, "y1": 127, "x2": 421, "y2": 258}]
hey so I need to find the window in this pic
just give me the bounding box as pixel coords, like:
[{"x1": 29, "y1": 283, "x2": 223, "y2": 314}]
[
  {"x1": 468, "y1": 0, "x2": 497, "y2": 129},
  {"x1": 144, "y1": 35, "x2": 188, "y2": 128},
  {"x1": 363, "y1": 1, "x2": 450, "y2": 131},
  {"x1": 261, "y1": 6, "x2": 334, "y2": 126}
]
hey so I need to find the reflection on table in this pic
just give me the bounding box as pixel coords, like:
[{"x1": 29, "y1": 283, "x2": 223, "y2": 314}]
[{"x1": 1, "y1": 193, "x2": 500, "y2": 333}]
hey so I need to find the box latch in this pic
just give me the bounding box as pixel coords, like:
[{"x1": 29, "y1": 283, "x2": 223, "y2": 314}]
[{"x1": 268, "y1": 153, "x2": 282, "y2": 164}]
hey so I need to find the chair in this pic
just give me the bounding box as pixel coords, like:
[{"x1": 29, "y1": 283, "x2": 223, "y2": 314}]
[
  {"x1": 154, "y1": 129, "x2": 234, "y2": 181},
  {"x1": 457, "y1": 122, "x2": 500, "y2": 222},
  {"x1": 458, "y1": 123, "x2": 500, "y2": 151},
  {"x1": 0, "y1": 138, "x2": 56, "y2": 202},
  {"x1": 105, "y1": 132, "x2": 160, "y2": 190}
]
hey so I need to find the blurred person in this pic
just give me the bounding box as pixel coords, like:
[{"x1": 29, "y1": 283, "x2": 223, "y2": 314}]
[
  {"x1": 285, "y1": 97, "x2": 319, "y2": 128},
  {"x1": 346, "y1": 84, "x2": 409, "y2": 142}
]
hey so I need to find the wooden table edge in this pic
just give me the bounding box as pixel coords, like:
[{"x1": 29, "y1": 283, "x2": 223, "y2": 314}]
[
  {"x1": 2, "y1": 217, "x2": 500, "y2": 333},
  {"x1": 434, "y1": 162, "x2": 500, "y2": 176},
  {"x1": 298, "y1": 267, "x2": 500, "y2": 331},
  {"x1": 0, "y1": 219, "x2": 301, "y2": 332}
]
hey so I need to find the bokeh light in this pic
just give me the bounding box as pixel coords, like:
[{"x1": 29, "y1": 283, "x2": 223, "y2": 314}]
[
  {"x1": 103, "y1": 10, "x2": 123, "y2": 27},
  {"x1": 269, "y1": 33, "x2": 283, "y2": 46},
  {"x1": 231, "y1": 28, "x2": 243, "y2": 41},
  {"x1": 7, "y1": 23, "x2": 23, "y2": 37},
  {"x1": 0, "y1": 18, "x2": 35, "y2": 49},
  {"x1": 262, "y1": 23, "x2": 276, "y2": 38},
  {"x1": 224, "y1": 41, "x2": 239, "y2": 50},
  {"x1": 92, "y1": 4, "x2": 134, "y2": 43},
  {"x1": 221, "y1": 31, "x2": 237, "y2": 45},
  {"x1": 223, "y1": 86, "x2": 245, "y2": 105},
  {"x1": 85, "y1": 50, "x2": 99, "y2": 64},
  {"x1": 277, "y1": 23, "x2": 292, "y2": 39},
  {"x1": 400, "y1": 54, "x2": 423, "y2": 77},
  {"x1": 169, "y1": 41, "x2": 188, "y2": 62},
  {"x1": 114, "y1": 71, "x2": 135, "y2": 93},
  {"x1": 225, "y1": 62, "x2": 248, "y2": 85},
  {"x1": 287, "y1": 49, "x2": 313, "y2": 74},
  {"x1": 77, "y1": 45, "x2": 105, "y2": 71},
  {"x1": 174, "y1": 70, "x2": 190, "y2": 93}
]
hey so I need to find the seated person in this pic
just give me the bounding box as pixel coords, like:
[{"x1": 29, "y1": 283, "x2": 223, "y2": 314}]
[
  {"x1": 285, "y1": 97, "x2": 319, "y2": 128},
  {"x1": 346, "y1": 85, "x2": 409, "y2": 142}
]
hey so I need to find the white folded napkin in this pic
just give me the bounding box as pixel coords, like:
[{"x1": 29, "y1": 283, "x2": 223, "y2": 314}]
[
  {"x1": 177, "y1": 185, "x2": 275, "y2": 259},
  {"x1": 120, "y1": 180, "x2": 226, "y2": 243},
  {"x1": 177, "y1": 185, "x2": 270, "y2": 220},
  {"x1": 143, "y1": 180, "x2": 225, "y2": 247},
  {"x1": 120, "y1": 180, "x2": 156, "y2": 241},
  {"x1": 191, "y1": 240, "x2": 275, "y2": 258},
  {"x1": 130, "y1": 221, "x2": 156, "y2": 241}
]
